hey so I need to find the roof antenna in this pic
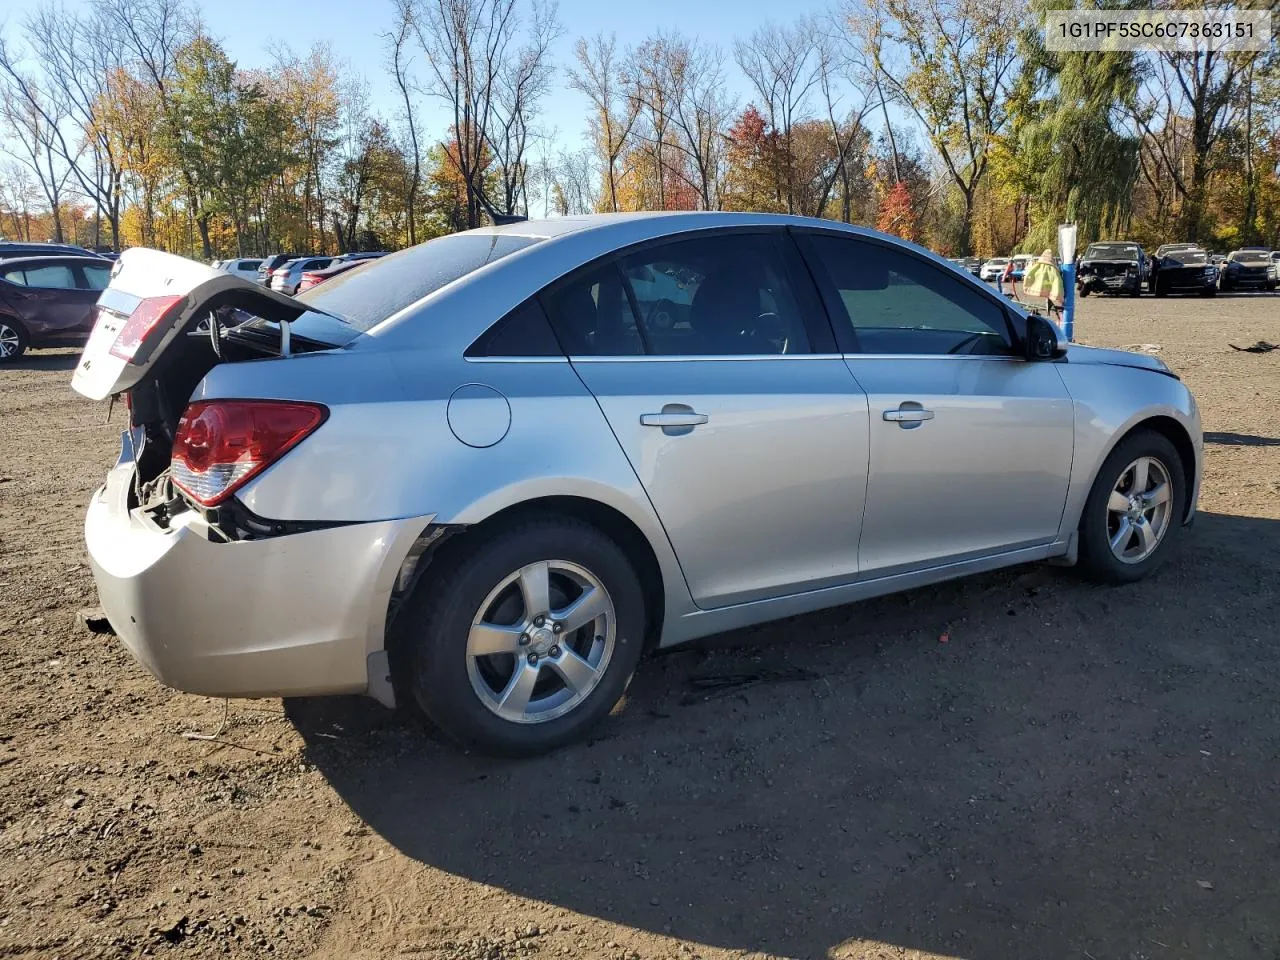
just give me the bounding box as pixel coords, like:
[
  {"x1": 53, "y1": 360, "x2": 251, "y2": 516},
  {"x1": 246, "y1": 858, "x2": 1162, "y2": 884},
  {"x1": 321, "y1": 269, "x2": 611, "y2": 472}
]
[{"x1": 475, "y1": 189, "x2": 527, "y2": 226}]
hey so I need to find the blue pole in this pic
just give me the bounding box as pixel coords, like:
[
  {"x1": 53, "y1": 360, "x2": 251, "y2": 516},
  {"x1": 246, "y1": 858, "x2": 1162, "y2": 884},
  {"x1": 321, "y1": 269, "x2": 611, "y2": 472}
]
[{"x1": 1061, "y1": 262, "x2": 1076, "y2": 341}]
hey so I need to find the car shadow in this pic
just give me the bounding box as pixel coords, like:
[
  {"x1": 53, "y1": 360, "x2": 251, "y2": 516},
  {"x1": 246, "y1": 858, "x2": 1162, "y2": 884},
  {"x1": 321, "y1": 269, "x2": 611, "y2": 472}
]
[
  {"x1": 1204, "y1": 431, "x2": 1280, "y2": 447},
  {"x1": 288, "y1": 511, "x2": 1280, "y2": 959},
  {"x1": 6, "y1": 350, "x2": 81, "y2": 371}
]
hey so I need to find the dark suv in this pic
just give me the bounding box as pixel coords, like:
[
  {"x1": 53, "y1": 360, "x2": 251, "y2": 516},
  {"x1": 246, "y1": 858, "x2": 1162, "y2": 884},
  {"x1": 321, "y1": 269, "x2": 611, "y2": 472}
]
[
  {"x1": 0, "y1": 255, "x2": 114, "y2": 360},
  {"x1": 0, "y1": 241, "x2": 100, "y2": 261}
]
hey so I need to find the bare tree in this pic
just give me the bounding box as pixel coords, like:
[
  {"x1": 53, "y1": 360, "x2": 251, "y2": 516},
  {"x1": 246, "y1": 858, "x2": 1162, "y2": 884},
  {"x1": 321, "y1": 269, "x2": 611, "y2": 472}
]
[
  {"x1": 385, "y1": 0, "x2": 423, "y2": 244},
  {"x1": 17, "y1": 4, "x2": 126, "y2": 250},
  {"x1": 1128, "y1": 43, "x2": 1255, "y2": 242},
  {"x1": 0, "y1": 161, "x2": 41, "y2": 240},
  {"x1": 849, "y1": 0, "x2": 1024, "y2": 253},
  {"x1": 815, "y1": 28, "x2": 876, "y2": 222},
  {"x1": 411, "y1": 0, "x2": 556, "y2": 228},
  {"x1": 568, "y1": 33, "x2": 640, "y2": 212},
  {"x1": 734, "y1": 19, "x2": 823, "y2": 214},
  {"x1": 486, "y1": 0, "x2": 560, "y2": 216},
  {"x1": 629, "y1": 31, "x2": 735, "y2": 211},
  {"x1": 0, "y1": 46, "x2": 76, "y2": 242},
  {"x1": 550, "y1": 146, "x2": 598, "y2": 215}
]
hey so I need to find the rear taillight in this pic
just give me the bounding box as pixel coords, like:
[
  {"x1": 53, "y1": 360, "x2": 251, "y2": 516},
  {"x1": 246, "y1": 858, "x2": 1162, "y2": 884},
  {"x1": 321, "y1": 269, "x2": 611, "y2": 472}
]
[
  {"x1": 170, "y1": 400, "x2": 328, "y2": 507},
  {"x1": 109, "y1": 294, "x2": 183, "y2": 362}
]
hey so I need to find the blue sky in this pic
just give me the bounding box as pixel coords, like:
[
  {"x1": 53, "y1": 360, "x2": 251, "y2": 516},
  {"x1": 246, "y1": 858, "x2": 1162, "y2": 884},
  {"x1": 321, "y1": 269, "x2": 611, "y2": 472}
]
[{"x1": 4, "y1": 0, "x2": 842, "y2": 162}]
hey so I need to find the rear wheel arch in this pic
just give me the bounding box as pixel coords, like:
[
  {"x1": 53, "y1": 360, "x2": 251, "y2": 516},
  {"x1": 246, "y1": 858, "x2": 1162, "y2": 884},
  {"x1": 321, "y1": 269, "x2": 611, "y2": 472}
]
[{"x1": 393, "y1": 495, "x2": 667, "y2": 656}]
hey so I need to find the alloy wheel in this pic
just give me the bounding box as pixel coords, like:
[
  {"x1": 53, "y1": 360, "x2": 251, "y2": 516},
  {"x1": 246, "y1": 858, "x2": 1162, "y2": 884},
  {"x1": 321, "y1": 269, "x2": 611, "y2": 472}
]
[
  {"x1": 1106, "y1": 456, "x2": 1173, "y2": 564},
  {"x1": 0, "y1": 323, "x2": 20, "y2": 358},
  {"x1": 465, "y1": 559, "x2": 616, "y2": 724}
]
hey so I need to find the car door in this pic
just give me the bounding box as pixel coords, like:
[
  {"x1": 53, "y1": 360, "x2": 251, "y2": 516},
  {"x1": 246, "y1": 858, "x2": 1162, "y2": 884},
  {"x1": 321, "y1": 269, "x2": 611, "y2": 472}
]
[
  {"x1": 540, "y1": 230, "x2": 870, "y2": 610},
  {"x1": 1, "y1": 261, "x2": 93, "y2": 342},
  {"x1": 796, "y1": 230, "x2": 1075, "y2": 577}
]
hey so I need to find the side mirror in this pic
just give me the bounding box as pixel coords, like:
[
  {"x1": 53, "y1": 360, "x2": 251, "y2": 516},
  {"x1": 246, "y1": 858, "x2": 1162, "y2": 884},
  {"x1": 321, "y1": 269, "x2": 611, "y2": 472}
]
[{"x1": 1024, "y1": 312, "x2": 1066, "y2": 361}]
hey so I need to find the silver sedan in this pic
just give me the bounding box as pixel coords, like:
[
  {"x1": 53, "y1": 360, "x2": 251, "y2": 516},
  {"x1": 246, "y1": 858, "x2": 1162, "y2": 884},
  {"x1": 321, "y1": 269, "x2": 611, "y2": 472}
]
[{"x1": 72, "y1": 213, "x2": 1202, "y2": 756}]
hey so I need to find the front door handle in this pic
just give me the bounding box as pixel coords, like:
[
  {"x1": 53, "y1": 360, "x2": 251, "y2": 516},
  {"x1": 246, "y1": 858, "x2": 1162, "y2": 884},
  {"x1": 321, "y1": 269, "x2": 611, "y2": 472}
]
[
  {"x1": 640, "y1": 412, "x2": 709, "y2": 428},
  {"x1": 883, "y1": 402, "x2": 934, "y2": 429}
]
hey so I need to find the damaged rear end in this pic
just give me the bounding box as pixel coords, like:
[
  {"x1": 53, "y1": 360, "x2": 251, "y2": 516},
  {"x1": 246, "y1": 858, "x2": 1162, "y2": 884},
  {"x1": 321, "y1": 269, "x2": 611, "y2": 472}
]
[{"x1": 74, "y1": 248, "x2": 427, "y2": 704}]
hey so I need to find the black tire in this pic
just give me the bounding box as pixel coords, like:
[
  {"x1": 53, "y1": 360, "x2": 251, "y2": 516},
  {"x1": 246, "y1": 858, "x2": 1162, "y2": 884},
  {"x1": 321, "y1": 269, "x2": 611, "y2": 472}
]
[
  {"x1": 1078, "y1": 286, "x2": 1090, "y2": 298},
  {"x1": 0, "y1": 317, "x2": 28, "y2": 362},
  {"x1": 1202, "y1": 286, "x2": 1217, "y2": 297},
  {"x1": 401, "y1": 515, "x2": 647, "y2": 756},
  {"x1": 1077, "y1": 429, "x2": 1186, "y2": 585}
]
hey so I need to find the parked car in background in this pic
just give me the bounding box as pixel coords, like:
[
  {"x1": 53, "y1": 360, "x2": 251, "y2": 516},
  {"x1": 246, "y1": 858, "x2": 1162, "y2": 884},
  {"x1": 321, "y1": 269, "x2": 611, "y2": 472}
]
[
  {"x1": 297, "y1": 257, "x2": 375, "y2": 292},
  {"x1": 270, "y1": 256, "x2": 333, "y2": 295},
  {"x1": 1219, "y1": 249, "x2": 1277, "y2": 292},
  {"x1": 256, "y1": 254, "x2": 299, "y2": 287},
  {"x1": 1151, "y1": 245, "x2": 1217, "y2": 297},
  {"x1": 1009, "y1": 254, "x2": 1032, "y2": 280},
  {"x1": 0, "y1": 255, "x2": 113, "y2": 360},
  {"x1": 0, "y1": 241, "x2": 101, "y2": 261},
  {"x1": 980, "y1": 257, "x2": 1009, "y2": 281},
  {"x1": 71, "y1": 213, "x2": 1201, "y2": 756},
  {"x1": 948, "y1": 257, "x2": 982, "y2": 277},
  {"x1": 1077, "y1": 241, "x2": 1146, "y2": 297},
  {"x1": 216, "y1": 258, "x2": 264, "y2": 283}
]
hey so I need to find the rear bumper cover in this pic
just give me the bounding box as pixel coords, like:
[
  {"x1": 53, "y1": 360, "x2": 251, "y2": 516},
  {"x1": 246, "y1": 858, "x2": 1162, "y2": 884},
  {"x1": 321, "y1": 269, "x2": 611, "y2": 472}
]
[{"x1": 85, "y1": 460, "x2": 431, "y2": 700}]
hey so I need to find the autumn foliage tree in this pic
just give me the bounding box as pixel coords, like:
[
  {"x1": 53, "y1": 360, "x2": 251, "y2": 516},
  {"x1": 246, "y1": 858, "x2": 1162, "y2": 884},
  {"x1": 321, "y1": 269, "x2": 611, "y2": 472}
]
[{"x1": 875, "y1": 180, "x2": 916, "y2": 241}]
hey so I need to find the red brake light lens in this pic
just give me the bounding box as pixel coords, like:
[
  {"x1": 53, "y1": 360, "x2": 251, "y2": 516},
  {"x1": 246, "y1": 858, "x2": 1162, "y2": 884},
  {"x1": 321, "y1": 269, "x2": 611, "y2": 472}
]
[
  {"x1": 109, "y1": 294, "x2": 183, "y2": 362},
  {"x1": 171, "y1": 400, "x2": 328, "y2": 507}
]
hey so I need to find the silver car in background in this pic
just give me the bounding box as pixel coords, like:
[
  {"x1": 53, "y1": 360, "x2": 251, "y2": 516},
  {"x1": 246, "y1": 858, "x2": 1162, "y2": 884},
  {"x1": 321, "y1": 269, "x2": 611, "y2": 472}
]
[
  {"x1": 270, "y1": 256, "x2": 333, "y2": 295},
  {"x1": 72, "y1": 213, "x2": 1202, "y2": 756}
]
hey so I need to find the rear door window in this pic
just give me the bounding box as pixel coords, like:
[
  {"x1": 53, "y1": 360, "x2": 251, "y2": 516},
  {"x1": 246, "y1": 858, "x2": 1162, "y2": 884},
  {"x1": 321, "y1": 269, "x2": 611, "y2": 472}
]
[
  {"x1": 13, "y1": 264, "x2": 78, "y2": 289},
  {"x1": 617, "y1": 233, "x2": 815, "y2": 355}
]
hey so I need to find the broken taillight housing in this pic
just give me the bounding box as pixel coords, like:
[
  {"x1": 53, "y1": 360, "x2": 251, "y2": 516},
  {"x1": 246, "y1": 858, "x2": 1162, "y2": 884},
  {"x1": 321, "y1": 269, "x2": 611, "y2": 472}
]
[
  {"x1": 171, "y1": 400, "x2": 328, "y2": 507},
  {"x1": 108, "y1": 294, "x2": 183, "y2": 362}
]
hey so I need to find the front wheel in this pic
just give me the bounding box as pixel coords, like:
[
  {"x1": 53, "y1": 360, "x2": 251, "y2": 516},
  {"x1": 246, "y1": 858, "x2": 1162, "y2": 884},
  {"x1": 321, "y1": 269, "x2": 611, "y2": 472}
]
[
  {"x1": 0, "y1": 318, "x2": 28, "y2": 361},
  {"x1": 1077, "y1": 430, "x2": 1186, "y2": 584},
  {"x1": 401, "y1": 516, "x2": 647, "y2": 756}
]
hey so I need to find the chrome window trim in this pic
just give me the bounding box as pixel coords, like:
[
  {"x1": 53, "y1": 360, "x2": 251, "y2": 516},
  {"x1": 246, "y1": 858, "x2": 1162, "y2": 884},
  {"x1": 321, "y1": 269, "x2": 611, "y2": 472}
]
[
  {"x1": 463, "y1": 355, "x2": 569, "y2": 364},
  {"x1": 567, "y1": 353, "x2": 845, "y2": 363},
  {"x1": 841, "y1": 353, "x2": 1024, "y2": 362}
]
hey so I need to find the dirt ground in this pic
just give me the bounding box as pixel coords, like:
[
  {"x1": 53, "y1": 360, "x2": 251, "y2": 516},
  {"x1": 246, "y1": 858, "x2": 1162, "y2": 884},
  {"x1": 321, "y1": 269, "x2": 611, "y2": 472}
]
[{"x1": 2, "y1": 292, "x2": 1279, "y2": 960}]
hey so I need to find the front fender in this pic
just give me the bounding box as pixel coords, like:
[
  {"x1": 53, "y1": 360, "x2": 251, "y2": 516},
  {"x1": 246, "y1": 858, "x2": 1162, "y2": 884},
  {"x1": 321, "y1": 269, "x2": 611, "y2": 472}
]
[{"x1": 1056, "y1": 362, "x2": 1202, "y2": 536}]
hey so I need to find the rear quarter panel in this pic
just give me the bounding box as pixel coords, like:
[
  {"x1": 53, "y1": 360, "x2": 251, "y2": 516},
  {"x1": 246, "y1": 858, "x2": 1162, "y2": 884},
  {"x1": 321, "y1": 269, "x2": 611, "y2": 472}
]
[
  {"x1": 213, "y1": 349, "x2": 695, "y2": 622},
  {"x1": 1055, "y1": 362, "x2": 1202, "y2": 535}
]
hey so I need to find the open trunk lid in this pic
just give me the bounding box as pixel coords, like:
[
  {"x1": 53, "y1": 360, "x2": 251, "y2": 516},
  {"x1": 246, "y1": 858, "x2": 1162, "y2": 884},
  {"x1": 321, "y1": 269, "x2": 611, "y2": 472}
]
[{"x1": 72, "y1": 247, "x2": 310, "y2": 401}]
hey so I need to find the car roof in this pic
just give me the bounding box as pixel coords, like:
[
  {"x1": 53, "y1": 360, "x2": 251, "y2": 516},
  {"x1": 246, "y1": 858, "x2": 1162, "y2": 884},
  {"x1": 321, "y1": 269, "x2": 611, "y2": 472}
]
[
  {"x1": 364, "y1": 211, "x2": 1027, "y2": 351},
  {"x1": 0, "y1": 254, "x2": 112, "y2": 268}
]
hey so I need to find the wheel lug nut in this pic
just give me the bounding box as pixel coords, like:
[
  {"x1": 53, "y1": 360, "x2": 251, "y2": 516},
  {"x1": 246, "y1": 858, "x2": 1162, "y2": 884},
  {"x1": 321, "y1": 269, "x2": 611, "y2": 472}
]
[
  {"x1": 534, "y1": 615, "x2": 545, "y2": 627},
  {"x1": 552, "y1": 622, "x2": 562, "y2": 634},
  {"x1": 519, "y1": 633, "x2": 530, "y2": 645},
  {"x1": 528, "y1": 653, "x2": 538, "y2": 665},
  {"x1": 550, "y1": 646, "x2": 560, "y2": 657}
]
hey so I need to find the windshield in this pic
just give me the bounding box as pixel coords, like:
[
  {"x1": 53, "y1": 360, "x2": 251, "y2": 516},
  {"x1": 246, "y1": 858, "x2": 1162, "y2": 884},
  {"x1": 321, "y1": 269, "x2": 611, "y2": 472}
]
[
  {"x1": 1165, "y1": 249, "x2": 1207, "y2": 265},
  {"x1": 1229, "y1": 251, "x2": 1270, "y2": 264},
  {"x1": 293, "y1": 232, "x2": 542, "y2": 337},
  {"x1": 988, "y1": 259, "x2": 1008, "y2": 266},
  {"x1": 1085, "y1": 243, "x2": 1139, "y2": 261}
]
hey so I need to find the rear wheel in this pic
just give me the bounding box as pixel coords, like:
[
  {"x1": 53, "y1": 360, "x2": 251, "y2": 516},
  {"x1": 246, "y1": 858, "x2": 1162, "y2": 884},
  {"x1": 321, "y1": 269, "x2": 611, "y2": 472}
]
[
  {"x1": 401, "y1": 516, "x2": 646, "y2": 756},
  {"x1": 1077, "y1": 430, "x2": 1186, "y2": 585},
  {"x1": 0, "y1": 318, "x2": 28, "y2": 362}
]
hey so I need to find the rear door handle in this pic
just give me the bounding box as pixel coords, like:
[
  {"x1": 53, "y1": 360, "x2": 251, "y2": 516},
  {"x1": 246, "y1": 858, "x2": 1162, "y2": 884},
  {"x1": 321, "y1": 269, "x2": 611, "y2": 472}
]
[
  {"x1": 640, "y1": 412, "x2": 709, "y2": 427},
  {"x1": 882, "y1": 409, "x2": 934, "y2": 422},
  {"x1": 883, "y1": 403, "x2": 934, "y2": 429}
]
